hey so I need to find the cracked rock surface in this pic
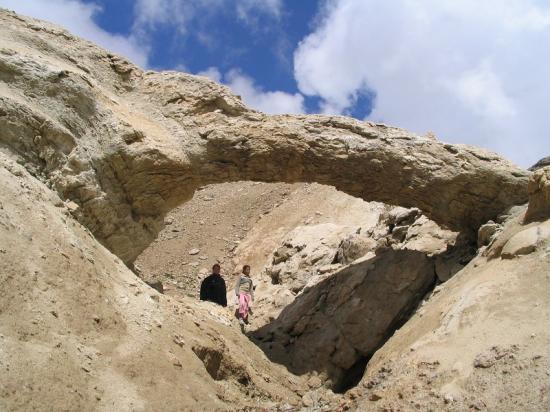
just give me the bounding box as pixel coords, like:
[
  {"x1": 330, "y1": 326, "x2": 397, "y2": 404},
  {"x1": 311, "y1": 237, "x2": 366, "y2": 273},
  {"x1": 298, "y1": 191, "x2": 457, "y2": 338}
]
[{"x1": 0, "y1": 9, "x2": 530, "y2": 265}]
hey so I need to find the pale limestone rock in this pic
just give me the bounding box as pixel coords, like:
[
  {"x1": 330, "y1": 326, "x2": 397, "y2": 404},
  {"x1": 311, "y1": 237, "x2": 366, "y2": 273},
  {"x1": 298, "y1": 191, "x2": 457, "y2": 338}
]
[
  {"x1": 477, "y1": 221, "x2": 501, "y2": 247},
  {"x1": 266, "y1": 223, "x2": 350, "y2": 292},
  {"x1": 501, "y1": 220, "x2": 550, "y2": 259},
  {"x1": 0, "y1": 10, "x2": 529, "y2": 264},
  {"x1": 528, "y1": 156, "x2": 550, "y2": 171},
  {"x1": 401, "y1": 215, "x2": 456, "y2": 255},
  {"x1": 388, "y1": 207, "x2": 420, "y2": 226},
  {"x1": 254, "y1": 248, "x2": 435, "y2": 387},
  {"x1": 335, "y1": 234, "x2": 378, "y2": 264},
  {"x1": 525, "y1": 166, "x2": 550, "y2": 222}
]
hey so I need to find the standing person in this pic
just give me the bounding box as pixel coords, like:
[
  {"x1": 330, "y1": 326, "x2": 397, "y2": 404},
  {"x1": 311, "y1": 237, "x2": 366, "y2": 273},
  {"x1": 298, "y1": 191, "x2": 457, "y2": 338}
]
[
  {"x1": 200, "y1": 263, "x2": 227, "y2": 307},
  {"x1": 234, "y1": 265, "x2": 254, "y2": 330}
]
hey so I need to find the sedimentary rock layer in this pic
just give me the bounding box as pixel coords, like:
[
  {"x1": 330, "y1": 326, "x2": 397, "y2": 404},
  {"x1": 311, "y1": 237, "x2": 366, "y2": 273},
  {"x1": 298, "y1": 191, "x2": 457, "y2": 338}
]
[{"x1": 0, "y1": 9, "x2": 529, "y2": 263}]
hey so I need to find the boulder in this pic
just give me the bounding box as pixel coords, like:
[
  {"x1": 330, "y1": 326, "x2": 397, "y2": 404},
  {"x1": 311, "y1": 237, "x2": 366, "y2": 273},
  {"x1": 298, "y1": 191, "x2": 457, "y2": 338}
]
[
  {"x1": 146, "y1": 280, "x2": 164, "y2": 294},
  {"x1": 477, "y1": 221, "x2": 501, "y2": 247},
  {"x1": 525, "y1": 166, "x2": 550, "y2": 222},
  {"x1": 253, "y1": 249, "x2": 436, "y2": 387},
  {"x1": 388, "y1": 207, "x2": 420, "y2": 226},
  {"x1": 501, "y1": 220, "x2": 550, "y2": 259},
  {"x1": 335, "y1": 234, "x2": 378, "y2": 264},
  {"x1": 528, "y1": 156, "x2": 550, "y2": 171},
  {"x1": 264, "y1": 223, "x2": 349, "y2": 292}
]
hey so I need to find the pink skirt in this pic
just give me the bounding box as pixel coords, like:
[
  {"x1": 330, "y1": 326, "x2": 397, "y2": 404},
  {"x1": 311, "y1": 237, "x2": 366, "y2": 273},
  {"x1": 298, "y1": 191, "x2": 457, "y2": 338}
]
[{"x1": 238, "y1": 293, "x2": 252, "y2": 320}]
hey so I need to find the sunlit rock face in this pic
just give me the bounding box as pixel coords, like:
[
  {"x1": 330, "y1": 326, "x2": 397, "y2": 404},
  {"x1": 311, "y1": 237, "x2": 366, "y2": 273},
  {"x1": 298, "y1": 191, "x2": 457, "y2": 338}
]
[
  {"x1": 0, "y1": 9, "x2": 529, "y2": 264},
  {"x1": 1, "y1": 9, "x2": 550, "y2": 412}
]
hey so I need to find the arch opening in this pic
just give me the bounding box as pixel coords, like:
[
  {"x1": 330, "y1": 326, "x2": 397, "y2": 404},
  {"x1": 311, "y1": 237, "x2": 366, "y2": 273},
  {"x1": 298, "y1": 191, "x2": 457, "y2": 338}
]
[{"x1": 133, "y1": 180, "x2": 475, "y2": 393}]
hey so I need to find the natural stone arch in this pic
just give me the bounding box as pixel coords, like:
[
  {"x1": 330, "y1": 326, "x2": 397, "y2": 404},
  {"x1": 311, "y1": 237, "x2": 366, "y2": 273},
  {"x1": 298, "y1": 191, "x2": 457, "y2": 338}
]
[
  {"x1": 34, "y1": 111, "x2": 530, "y2": 264},
  {"x1": 0, "y1": 9, "x2": 530, "y2": 263}
]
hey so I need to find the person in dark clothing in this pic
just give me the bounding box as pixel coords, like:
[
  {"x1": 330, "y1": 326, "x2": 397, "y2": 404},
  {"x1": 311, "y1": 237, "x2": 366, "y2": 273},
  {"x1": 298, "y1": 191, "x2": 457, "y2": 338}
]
[{"x1": 199, "y1": 263, "x2": 227, "y2": 307}]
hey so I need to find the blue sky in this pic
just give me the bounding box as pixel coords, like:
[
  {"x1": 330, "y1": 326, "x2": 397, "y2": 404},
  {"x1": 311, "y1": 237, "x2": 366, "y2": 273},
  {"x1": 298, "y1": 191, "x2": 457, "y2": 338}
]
[
  {"x1": 91, "y1": 1, "x2": 313, "y2": 90},
  {"x1": 1, "y1": 0, "x2": 549, "y2": 168}
]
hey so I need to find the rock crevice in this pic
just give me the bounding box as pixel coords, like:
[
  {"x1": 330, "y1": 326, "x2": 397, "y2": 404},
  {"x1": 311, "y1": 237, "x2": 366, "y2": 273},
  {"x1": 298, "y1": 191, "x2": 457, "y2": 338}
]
[{"x1": 252, "y1": 248, "x2": 437, "y2": 389}]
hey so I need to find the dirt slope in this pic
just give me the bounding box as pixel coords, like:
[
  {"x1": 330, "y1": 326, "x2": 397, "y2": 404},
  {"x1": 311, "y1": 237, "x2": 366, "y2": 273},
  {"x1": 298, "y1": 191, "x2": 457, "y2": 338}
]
[
  {"x1": 135, "y1": 181, "x2": 383, "y2": 299},
  {"x1": 351, "y1": 210, "x2": 550, "y2": 411},
  {"x1": 135, "y1": 181, "x2": 301, "y2": 297},
  {"x1": 0, "y1": 152, "x2": 308, "y2": 411}
]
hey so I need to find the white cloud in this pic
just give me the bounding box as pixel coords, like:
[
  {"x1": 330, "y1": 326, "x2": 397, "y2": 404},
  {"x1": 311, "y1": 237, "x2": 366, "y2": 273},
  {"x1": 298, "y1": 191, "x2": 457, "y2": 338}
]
[
  {"x1": 236, "y1": 0, "x2": 283, "y2": 22},
  {"x1": 131, "y1": 0, "x2": 284, "y2": 67},
  {"x1": 0, "y1": 0, "x2": 148, "y2": 67},
  {"x1": 133, "y1": 0, "x2": 217, "y2": 36},
  {"x1": 134, "y1": 0, "x2": 282, "y2": 33},
  {"x1": 225, "y1": 69, "x2": 305, "y2": 115},
  {"x1": 196, "y1": 66, "x2": 222, "y2": 83},
  {"x1": 196, "y1": 67, "x2": 304, "y2": 114},
  {"x1": 450, "y1": 61, "x2": 516, "y2": 119},
  {"x1": 294, "y1": 0, "x2": 550, "y2": 167}
]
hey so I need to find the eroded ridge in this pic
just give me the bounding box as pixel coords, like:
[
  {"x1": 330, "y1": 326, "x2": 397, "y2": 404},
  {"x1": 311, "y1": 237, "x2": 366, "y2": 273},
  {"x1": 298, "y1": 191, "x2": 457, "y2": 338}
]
[{"x1": 0, "y1": 9, "x2": 529, "y2": 263}]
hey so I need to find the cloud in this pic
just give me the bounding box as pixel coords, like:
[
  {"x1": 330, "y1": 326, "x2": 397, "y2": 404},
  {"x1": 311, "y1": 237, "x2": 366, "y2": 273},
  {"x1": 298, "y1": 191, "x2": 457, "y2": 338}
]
[
  {"x1": 133, "y1": 0, "x2": 282, "y2": 34},
  {"x1": 197, "y1": 67, "x2": 305, "y2": 114},
  {"x1": 236, "y1": 0, "x2": 283, "y2": 23},
  {"x1": 132, "y1": 0, "x2": 216, "y2": 37},
  {"x1": 196, "y1": 66, "x2": 223, "y2": 83},
  {"x1": 294, "y1": 0, "x2": 550, "y2": 167},
  {"x1": 0, "y1": 0, "x2": 148, "y2": 67},
  {"x1": 131, "y1": 0, "x2": 285, "y2": 66},
  {"x1": 225, "y1": 69, "x2": 305, "y2": 114}
]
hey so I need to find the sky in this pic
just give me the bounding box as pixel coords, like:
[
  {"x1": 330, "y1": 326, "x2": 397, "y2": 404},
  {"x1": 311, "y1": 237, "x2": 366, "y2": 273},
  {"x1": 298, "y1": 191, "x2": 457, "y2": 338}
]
[{"x1": 0, "y1": 0, "x2": 548, "y2": 168}]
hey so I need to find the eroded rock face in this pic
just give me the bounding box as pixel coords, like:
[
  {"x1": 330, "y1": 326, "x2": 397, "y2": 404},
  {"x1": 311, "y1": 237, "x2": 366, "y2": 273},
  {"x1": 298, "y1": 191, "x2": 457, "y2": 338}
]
[
  {"x1": 253, "y1": 248, "x2": 436, "y2": 388},
  {"x1": 351, "y1": 210, "x2": 550, "y2": 412},
  {"x1": 501, "y1": 220, "x2": 550, "y2": 259},
  {"x1": 528, "y1": 156, "x2": 550, "y2": 171},
  {"x1": 0, "y1": 151, "x2": 306, "y2": 410},
  {"x1": 249, "y1": 205, "x2": 472, "y2": 387},
  {"x1": 525, "y1": 166, "x2": 550, "y2": 222},
  {"x1": 0, "y1": 9, "x2": 530, "y2": 264},
  {"x1": 269, "y1": 205, "x2": 463, "y2": 290},
  {"x1": 266, "y1": 223, "x2": 352, "y2": 293}
]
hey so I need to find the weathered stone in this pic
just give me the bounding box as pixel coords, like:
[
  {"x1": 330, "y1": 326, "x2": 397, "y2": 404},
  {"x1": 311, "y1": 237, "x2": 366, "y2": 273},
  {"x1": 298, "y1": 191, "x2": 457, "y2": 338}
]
[
  {"x1": 478, "y1": 221, "x2": 501, "y2": 247},
  {"x1": 525, "y1": 166, "x2": 550, "y2": 222},
  {"x1": 391, "y1": 225, "x2": 409, "y2": 242},
  {"x1": 389, "y1": 207, "x2": 420, "y2": 226},
  {"x1": 146, "y1": 280, "x2": 164, "y2": 294},
  {"x1": 335, "y1": 234, "x2": 377, "y2": 264},
  {"x1": 0, "y1": 8, "x2": 529, "y2": 264},
  {"x1": 501, "y1": 221, "x2": 550, "y2": 259},
  {"x1": 272, "y1": 245, "x2": 298, "y2": 265},
  {"x1": 307, "y1": 375, "x2": 322, "y2": 389},
  {"x1": 253, "y1": 248, "x2": 436, "y2": 386},
  {"x1": 528, "y1": 156, "x2": 550, "y2": 171}
]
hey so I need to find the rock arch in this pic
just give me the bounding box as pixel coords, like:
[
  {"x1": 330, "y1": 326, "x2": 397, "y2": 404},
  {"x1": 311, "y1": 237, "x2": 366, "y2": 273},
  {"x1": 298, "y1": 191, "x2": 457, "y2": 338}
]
[{"x1": 0, "y1": 10, "x2": 530, "y2": 263}]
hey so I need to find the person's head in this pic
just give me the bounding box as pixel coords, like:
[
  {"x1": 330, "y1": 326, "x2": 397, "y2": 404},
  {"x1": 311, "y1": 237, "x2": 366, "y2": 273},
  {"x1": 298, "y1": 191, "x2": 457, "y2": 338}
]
[
  {"x1": 242, "y1": 265, "x2": 250, "y2": 276},
  {"x1": 212, "y1": 263, "x2": 221, "y2": 275}
]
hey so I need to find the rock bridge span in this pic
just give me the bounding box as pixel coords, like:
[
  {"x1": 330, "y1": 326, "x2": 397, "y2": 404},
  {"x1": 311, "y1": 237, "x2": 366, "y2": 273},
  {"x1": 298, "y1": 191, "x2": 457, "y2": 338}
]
[{"x1": 0, "y1": 9, "x2": 529, "y2": 263}]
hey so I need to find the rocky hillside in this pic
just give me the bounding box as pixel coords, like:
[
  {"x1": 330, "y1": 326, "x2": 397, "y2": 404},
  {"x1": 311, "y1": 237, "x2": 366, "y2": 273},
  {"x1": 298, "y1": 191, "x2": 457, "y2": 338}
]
[{"x1": 1, "y1": 8, "x2": 549, "y2": 412}]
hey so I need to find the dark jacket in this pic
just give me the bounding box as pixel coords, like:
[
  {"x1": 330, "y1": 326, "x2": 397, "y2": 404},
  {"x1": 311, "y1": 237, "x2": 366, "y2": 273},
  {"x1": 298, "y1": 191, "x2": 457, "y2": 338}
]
[{"x1": 199, "y1": 273, "x2": 227, "y2": 307}]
